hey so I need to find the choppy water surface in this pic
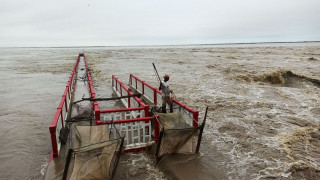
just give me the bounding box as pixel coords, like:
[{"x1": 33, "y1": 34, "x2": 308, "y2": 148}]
[
  {"x1": 0, "y1": 48, "x2": 80, "y2": 179},
  {"x1": 1, "y1": 43, "x2": 320, "y2": 179}
]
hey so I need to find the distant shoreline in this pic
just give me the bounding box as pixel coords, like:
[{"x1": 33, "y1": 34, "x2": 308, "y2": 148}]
[{"x1": 1, "y1": 41, "x2": 320, "y2": 49}]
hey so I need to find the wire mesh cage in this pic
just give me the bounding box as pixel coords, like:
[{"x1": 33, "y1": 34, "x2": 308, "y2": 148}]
[
  {"x1": 156, "y1": 128, "x2": 199, "y2": 156},
  {"x1": 63, "y1": 124, "x2": 124, "y2": 180},
  {"x1": 155, "y1": 108, "x2": 207, "y2": 160}
]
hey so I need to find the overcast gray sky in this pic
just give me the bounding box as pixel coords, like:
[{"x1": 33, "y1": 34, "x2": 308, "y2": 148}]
[{"x1": 1, "y1": 0, "x2": 319, "y2": 47}]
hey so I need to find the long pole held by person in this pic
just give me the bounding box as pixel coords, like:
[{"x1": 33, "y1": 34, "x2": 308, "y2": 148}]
[
  {"x1": 153, "y1": 63, "x2": 165, "y2": 91},
  {"x1": 152, "y1": 63, "x2": 162, "y2": 84},
  {"x1": 153, "y1": 63, "x2": 173, "y2": 113},
  {"x1": 152, "y1": 63, "x2": 176, "y2": 99}
]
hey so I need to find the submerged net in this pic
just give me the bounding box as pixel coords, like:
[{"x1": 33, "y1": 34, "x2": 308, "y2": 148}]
[
  {"x1": 156, "y1": 112, "x2": 201, "y2": 157},
  {"x1": 157, "y1": 128, "x2": 199, "y2": 156},
  {"x1": 64, "y1": 124, "x2": 123, "y2": 180}
]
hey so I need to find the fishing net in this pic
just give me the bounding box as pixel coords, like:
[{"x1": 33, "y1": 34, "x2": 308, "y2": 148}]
[
  {"x1": 63, "y1": 124, "x2": 123, "y2": 180},
  {"x1": 157, "y1": 111, "x2": 192, "y2": 129},
  {"x1": 155, "y1": 112, "x2": 201, "y2": 157},
  {"x1": 157, "y1": 128, "x2": 199, "y2": 156},
  {"x1": 70, "y1": 102, "x2": 93, "y2": 120}
]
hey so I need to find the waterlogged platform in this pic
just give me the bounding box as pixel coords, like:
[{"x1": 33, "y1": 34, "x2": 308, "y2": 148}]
[
  {"x1": 45, "y1": 54, "x2": 123, "y2": 180},
  {"x1": 45, "y1": 53, "x2": 206, "y2": 180}
]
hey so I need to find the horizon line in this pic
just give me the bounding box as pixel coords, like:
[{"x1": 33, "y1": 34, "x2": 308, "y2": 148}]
[{"x1": 1, "y1": 40, "x2": 320, "y2": 49}]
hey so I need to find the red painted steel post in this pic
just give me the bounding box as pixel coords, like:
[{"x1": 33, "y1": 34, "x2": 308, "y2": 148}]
[
  {"x1": 129, "y1": 74, "x2": 132, "y2": 86},
  {"x1": 153, "y1": 89, "x2": 157, "y2": 105},
  {"x1": 120, "y1": 85, "x2": 122, "y2": 96},
  {"x1": 63, "y1": 95, "x2": 68, "y2": 112},
  {"x1": 112, "y1": 76, "x2": 114, "y2": 88},
  {"x1": 68, "y1": 76, "x2": 72, "y2": 88},
  {"x1": 49, "y1": 126, "x2": 58, "y2": 158},
  {"x1": 94, "y1": 102, "x2": 100, "y2": 121},
  {"x1": 135, "y1": 78, "x2": 137, "y2": 89},
  {"x1": 58, "y1": 107, "x2": 64, "y2": 128},
  {"x1": 70, "y1": 75, "x2": 74, "y2": 92},
  {"x1": 66, "y1": 84, "x2": 70, "y2": 99},
  {"x1": 193, "y1": 111, "x2": 199, "y2": 127},
  {"x1": 142, "y1": 83, "x2": 145, "y2": 95},
  {"x1": 128, "y1": 91, "x2": 131, "y2": 108},
  {"x1": 95, "y1": 110, "x2": 100, "y2": 122},
  {"x1": 144, "y1": 105, "x2": 149, "y2": 117}
]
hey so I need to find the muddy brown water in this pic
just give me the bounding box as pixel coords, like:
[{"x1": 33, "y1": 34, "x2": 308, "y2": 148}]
[{"x1": 1, "y1": 43, "x2": 320, "y2": 179}]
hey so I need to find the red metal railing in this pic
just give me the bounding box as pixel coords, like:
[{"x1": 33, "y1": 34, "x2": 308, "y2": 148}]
[
  {"x1": 82, "y1": 58, "x2": 159, "y2": 149},
  {"x1": 112, "y1": 75, "x2": 149, "y2": 115},
  {"x1": 129, "y1": 74, "x2": 161, "y2": 105},
  {"x1": 51, "y1": 53, "x2": 200, "y2": 156},
  {"x1": 129, "y1": 74, "x2": 199, "y2": 127},
  {"x1": 97, "y1": 110, "x2": 160, "y2": 146},
  {"x1": 49, "y1": 54, "x2": 80, "y2": 159},
  {"x1": 98, "y1": 76, "x2": 160, "y2": 148},
  {"x1": 83, "y1": 55, "x2": 101, "y2": 122},
  {"x1": 172, "y1": 99, "x2": 199, "y2": 127}
]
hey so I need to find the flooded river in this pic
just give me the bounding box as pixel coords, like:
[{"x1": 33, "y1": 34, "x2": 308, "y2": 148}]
[{"x1": 0, "y1": 42, "x2": 319, "y2": 179}]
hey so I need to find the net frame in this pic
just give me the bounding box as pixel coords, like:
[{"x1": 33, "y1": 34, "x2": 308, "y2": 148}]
[
  {"x1": 63, "y1": 123, "x2": 124, "y2": 180},
  {"x1": 154, "y1": 107, "x2": 208, "y2": 161}
]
